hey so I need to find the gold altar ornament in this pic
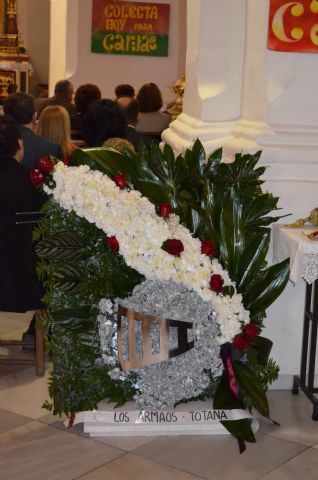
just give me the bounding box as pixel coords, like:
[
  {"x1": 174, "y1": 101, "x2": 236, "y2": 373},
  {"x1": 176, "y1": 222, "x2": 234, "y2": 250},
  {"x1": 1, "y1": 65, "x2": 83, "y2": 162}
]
[
  {"x1": 0, "y1": 0, "x2": 28, "y2": 59},
  {"x1": 0, "y1": 0, "x2": 31, "y2": 97},
  {"x1": 287, "y1": 208, "x2": 318, "y2": 229},
  {"x1": 167, "y1": 74, "x2": 185, "y2": 121}
]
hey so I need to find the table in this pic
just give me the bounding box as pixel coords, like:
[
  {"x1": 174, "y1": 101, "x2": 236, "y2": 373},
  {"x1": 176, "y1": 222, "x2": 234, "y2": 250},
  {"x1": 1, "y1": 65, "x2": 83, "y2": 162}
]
[{"x1": 273, "y1": 224, "x2": 318, "y2": 419}]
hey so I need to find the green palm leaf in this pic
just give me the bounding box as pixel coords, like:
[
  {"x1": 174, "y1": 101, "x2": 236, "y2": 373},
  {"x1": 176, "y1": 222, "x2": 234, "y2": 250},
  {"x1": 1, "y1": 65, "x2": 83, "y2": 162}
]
[
  {"x1": 35, "y1": 232, "x2": 88, "y2": 260},
  {"x1": 218, "y1": 190, "x2": 245, "y2": 279},
  {"x1": 244, "y1": 259, "x2": 290, "y2": 316},
  {"x1": 213, "y1": 373, "x2": 256, "y2": 443},
  {"x1": 233, "y1": 361, "x2": 269, "y2": 418},
  {"x1": 52, "y1": 265, "x2": 88, "y2": 292},
  {"x1": 51, "y1": 306, "x2": 94, "y2": 332},
  {"x1": 237, "y1": 231, "x2": 270, "y2": 291}
]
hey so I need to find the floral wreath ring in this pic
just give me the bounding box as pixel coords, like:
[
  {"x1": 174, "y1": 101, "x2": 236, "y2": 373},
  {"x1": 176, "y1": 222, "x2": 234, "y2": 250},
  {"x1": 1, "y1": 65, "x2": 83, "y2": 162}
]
[{"x1": 100, "y1": 279, "x2": 223, "y2": 409}]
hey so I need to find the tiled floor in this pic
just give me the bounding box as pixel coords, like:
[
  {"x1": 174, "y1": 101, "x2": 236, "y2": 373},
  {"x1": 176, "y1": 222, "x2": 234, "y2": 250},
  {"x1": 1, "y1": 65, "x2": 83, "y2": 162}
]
[{"x1": 1, "y1": 312, "x2": 318, "y2": 479}]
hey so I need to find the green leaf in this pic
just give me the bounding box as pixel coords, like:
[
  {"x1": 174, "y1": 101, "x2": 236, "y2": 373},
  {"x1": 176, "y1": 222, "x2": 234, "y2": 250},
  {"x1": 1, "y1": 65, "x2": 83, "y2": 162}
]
[
  {"x1": 72, "y1": 148, "x2": 138, "y2": 183},
  {"x1": 51, "y1": 306, "x2": 94, "y2": 332},
  {"x1": 35, "y1": 232, "x2": 88, "y2": 260},
  {"x1": 245, "y1": 195, "x2": 280, "y2": 227},
  {"x1": 205, "y1": 147, "x2": 223, "y2": 175},
  {"x1": 52, "y1": 265, "x2": 88, "y2": 292},
  {"x1": 112, "y1": 268, "x2": 144, "y2": 298},
  {"x1": 250, "y1": 336, "x2": 273, "y2": 367},
  {"x1": 218, "y1": 190, "x2": 244, "y2": 279},
  {"x1": 137, "y1": 180, "x2": 170, "y2": 204},
  {"x1": 213, "y1": 374, "x2": 256, "y2": 443},
  {"x1": 233, "y1": 361, "x2": 269, "y2": 418},
  {"x1": 189, "y1": 139, "x2": 206, "y2": 174},
  {"x1": 244, "y1": 259, "x2": 290, "y2": 315},
  {"x1": 237, "y1": 231, "x2": 270, "y2": 291},
  {"x1": 246, "y1": 347, "x2": 258, "y2": 365}
]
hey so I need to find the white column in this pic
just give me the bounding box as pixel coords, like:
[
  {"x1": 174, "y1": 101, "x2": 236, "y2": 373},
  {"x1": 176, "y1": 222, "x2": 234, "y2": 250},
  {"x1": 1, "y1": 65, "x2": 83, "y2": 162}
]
[
  {"x1": 164, "y1": 0, "x2": 318, "y2": 215},
  {"x1": 162, "y1": 0, "x2": 248, "y2": 155},
  {"x1": 49, "y1": 0, "x2": 79, "y2": 94}
]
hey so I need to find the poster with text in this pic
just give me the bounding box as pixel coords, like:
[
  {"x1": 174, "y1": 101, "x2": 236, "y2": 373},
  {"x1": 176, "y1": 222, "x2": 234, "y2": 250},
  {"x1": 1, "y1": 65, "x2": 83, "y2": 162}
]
[
  {"x1": 91, "y1": 0, "x2": 170, "y2": 56},
  {"x1": 268, "y1": 0, "x2": 318, "y2": 53}
]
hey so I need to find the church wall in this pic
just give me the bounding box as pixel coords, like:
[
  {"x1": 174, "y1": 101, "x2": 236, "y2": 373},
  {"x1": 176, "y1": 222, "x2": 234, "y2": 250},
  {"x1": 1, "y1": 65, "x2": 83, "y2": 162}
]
[
  {"x1": 50, "y1": 0, "x2": 187, "y2": 105},
  {"x1": 16, "y1": 0, "x2": 186, "y2": 103},
  {"x1": 17, "y1": 0, "x2": 50, "y2": 95}
]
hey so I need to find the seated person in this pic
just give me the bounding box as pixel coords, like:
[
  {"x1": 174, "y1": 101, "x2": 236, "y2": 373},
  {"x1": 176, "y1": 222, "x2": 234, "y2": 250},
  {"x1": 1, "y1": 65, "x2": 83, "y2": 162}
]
[
  {"x1": 0, "y1": 116, "x2": 44, "y2": 317},
  {"x1": 36, "y1": 79, "x2": 76, "y2": 118},
  {"x1": 114, "y1": 83, "x2": 135, "y2": 99},
  {"x1": 116, "y1": 96, "x2": 156, "y2": 150},
  {"x1": 103, "y1": 137, "x2": 135, "y2": 154},
  {"x1": 136, "y1": 83, "x2": 171, "y2": 137},
  {"x1": 82, "y1": 99, "x2": 127, "y2": 147},
  {"x1": 71, "y1": 83, "x2": 101, "y2": 139},
  {"x1": 3, "y1": 93, "x2": 62, "y2": 170},
  {"x1": 36, "y1": 105, "x2": 78, "y2": 158}
]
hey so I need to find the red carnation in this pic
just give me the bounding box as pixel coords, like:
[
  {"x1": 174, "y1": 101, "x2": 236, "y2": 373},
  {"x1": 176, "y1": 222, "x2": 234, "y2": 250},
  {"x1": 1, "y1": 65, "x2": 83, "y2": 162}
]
[
  {"x1": 29, "y1": 169, "x2": 46, "y2": 186},
  {"x1": 106, "y1": 236, "x2": 119, "y2": 252},
  {"x1": 158, "y1": 203, "x2": 172, "y2": 218},
  {"x1": 63, "y1": 156, "x2": 70, "y2": 165},
  {"x1": 209, "y1": 274, "x2": 224, "y2": 293},
  {"x1": 201, "y1": 240, "x2": 217, "y2": 257},
  {"x1": 113, "y1": 173, "x2": 127, "y2": 189},
  {"x1": 243, "y1": 324, "x2": 260, "y2": 339},
  {"x1": 37, "y1": 156, "x2": 54, "y2": 173},
  {"x1": 233, "y1": 334, "x2": 249, "y2": 351},
  {"x1": 164, "y1": 239, "x2": 184, "y2": 257}
]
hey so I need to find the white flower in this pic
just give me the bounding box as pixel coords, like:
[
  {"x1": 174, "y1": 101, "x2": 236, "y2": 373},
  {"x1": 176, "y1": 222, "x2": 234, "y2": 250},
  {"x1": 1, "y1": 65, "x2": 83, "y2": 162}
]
[{"x1": 99, "y1": 298, "x2": 113, "y2": 314}]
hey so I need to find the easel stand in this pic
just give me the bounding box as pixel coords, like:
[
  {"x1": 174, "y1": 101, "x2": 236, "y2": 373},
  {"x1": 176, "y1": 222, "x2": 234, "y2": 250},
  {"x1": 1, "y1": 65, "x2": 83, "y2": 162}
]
[{"x1": 292, "y1": 279, "x2": 318, "y2": 420}]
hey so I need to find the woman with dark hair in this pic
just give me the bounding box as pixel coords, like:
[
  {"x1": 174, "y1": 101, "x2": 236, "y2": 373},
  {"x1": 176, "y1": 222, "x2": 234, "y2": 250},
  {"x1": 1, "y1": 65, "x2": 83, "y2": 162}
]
[
  {"x1": 0, "y1": 116, "x2": 44, "y2": 315},
  {"x1": 82, "y1": 99, "x2": 128, "y2": 147},
  {"x1": 71, "y1": 83, "x2": 102, "y2": 139},
  {"x1": 136, "y1": 83, "x2": 171, "y2": 136}
]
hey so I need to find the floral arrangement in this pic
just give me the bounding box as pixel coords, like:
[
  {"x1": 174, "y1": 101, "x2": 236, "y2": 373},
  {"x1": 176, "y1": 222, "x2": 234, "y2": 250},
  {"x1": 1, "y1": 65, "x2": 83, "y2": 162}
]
[{"x1": 33, "y1": 141, "x2": 290, "y2": 450}]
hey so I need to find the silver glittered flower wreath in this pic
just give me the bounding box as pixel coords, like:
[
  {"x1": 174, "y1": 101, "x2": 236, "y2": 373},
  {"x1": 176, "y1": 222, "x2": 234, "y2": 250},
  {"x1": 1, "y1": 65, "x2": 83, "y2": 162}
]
[{"x1": 98, "y1": 280, "x2": 223, "y2": 410}]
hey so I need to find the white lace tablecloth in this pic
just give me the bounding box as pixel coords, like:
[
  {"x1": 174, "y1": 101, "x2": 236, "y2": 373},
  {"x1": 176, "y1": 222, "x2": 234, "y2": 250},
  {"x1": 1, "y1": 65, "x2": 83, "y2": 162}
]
[{"x1": 273, "y1": 224, "x2": 318, "y2": 284}]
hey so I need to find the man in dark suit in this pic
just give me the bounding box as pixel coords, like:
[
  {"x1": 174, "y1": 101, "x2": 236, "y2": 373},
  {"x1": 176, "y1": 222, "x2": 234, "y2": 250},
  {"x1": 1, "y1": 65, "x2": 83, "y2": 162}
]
[
  {"x1": 0, "y1": 116, "x2": 44, "y2": 315},
  {"x1": 116, "y1": 97, "x2": 157, "y2": 151},
  {"x1": 3, "y1": 93, "x2": 62, "y2": 170},
  {"x1": 36, "y1": 79, "x2": 76, "y2": 118}
]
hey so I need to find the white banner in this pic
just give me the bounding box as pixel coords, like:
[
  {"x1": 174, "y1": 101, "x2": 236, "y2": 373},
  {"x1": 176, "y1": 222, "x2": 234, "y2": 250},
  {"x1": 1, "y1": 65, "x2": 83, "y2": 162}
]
[{"x1": 68, "y1": 408, "x2": 259, "y2": 437}]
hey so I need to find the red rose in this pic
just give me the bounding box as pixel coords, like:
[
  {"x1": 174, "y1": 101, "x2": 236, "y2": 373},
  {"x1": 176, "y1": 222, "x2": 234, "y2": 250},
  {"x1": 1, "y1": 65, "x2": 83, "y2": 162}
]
[
  {"x1": 106, "y1": 236, "x2": 119, "y2": 252},
  {"x1": 209, "y1": 274, "x2": 224, "y2": 293},
  {"x1": 158, "y1": 203, "x2": 172, "y2": 218},
  {"x1": 201, "y1": 240, "x2": 217, "y2": 257},
  {"x1": 233, "y1": 334, "x2": 249, "y2": 351},
  {"x1": 36, "y1": 156, "x2": 54, "y2": 173},
  {"x1": 113, "y1": 173, "x2": 127, "y2": 189},
  {"x1": 164, "y1": 239, "x2": 184, "y2": 257},
  {"x1": 243, "y1": 324, "x2": 259, "y2": 339},
  {"x1": 29, "y1": 169, "x2": 46, "y2": 186},
  {"x1": 63, "y1": 156, "x2": 70, "y2": 165}
]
